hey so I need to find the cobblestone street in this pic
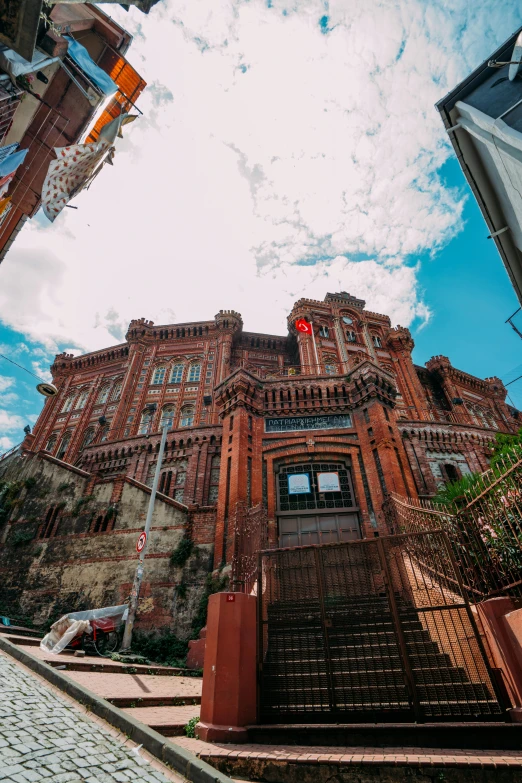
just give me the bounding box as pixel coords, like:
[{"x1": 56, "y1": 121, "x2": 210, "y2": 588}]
[{"x1": 0, "y1": 652, "x2": 184, "y2": 783}]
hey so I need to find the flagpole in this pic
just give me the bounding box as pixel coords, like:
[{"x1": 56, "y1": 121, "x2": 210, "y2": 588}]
[{"x1": 310, "y1": 321, "x2": 320, "y2": 374}]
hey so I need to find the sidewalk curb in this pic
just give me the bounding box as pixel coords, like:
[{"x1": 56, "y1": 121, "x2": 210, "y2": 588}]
[{"x1": 0, "y1": 635, "x2": 233, "y2": 783}]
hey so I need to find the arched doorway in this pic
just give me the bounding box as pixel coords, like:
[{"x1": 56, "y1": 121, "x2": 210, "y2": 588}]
[{"x1": 276, "y1": 459, "x2": 361, "y2": 547}]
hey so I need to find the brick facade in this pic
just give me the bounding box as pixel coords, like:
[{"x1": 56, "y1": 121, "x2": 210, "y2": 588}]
[{"x1": 3, "y1": 291, "x2": 519, "y2": 629}]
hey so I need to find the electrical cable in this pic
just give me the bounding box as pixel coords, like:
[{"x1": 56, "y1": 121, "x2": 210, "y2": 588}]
[{"x1": 0, "y1": 353, "x2": 46, "y2": 382}]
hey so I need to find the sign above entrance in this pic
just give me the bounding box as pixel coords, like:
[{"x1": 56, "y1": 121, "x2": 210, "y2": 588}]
[
  {"x1": 265, "y1": 414, "x2": 352, "y2": 433},
  {"x1": 288, "y1": 473, "x2": 311, "y2": 494},
  {"x1": 317, "y1": 472, "x2": 340, "y2": 493}
]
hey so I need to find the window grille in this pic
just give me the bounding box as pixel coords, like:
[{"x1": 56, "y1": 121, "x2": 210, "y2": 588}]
[
  {"x1": 170, "y1": 364, "x2": 184, "y2": 383},
  {"x1": 180, "y1": 406, "x2": 194, "y2": 427},
  {"x1": 319, "y1": 326, "x2": 329, "y2": 338},
  {"x1": 97, "y1": 387, "x2": 110, "y2": 404},
  {"x1": 152, "y1": 366, "x2": 166, "y2": 385},
  {"x1": 277, "y1": 462, "x2": 355, "y2": 512},
  {"x1": 188, "y1": 364, "x2": 201, "y2": 382}
]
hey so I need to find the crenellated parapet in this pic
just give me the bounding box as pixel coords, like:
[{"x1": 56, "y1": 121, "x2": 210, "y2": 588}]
[
  {"x1": 214, "y1": 310, "x2": 243, "y2": 333},
  {"x1": 386, "y1": 325, "x2": 415, "y2": 353},
  {"x1": 214, "y1": 368, "x2": 262, "y2": 416},
  {"x1": 126, "y1": 318, "x2": 155, "y2": 343}
]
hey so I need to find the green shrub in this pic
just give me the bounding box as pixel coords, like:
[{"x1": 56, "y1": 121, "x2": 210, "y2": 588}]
[
  {"x1": 71, "y1": 496, "x2": 93, "y2": 517},
  {"x1": 191, "y1": 572, "x2": 228, "y2": 638},
  {"x1": 175, "y1": 582, "x2": 188, "y2": 600},
  {"x1": 10, "y1": 527, "x2": 35, "y2": 547},
  {"x1": 57, "y1": 482, "x2": 74, "y2": 493},
  {"x1": 131, "y1": 631, "x2": 189, "y2": 667},
  {"x1": 432, "y1": 473, "x2": 482, "y2": 508},
  {"x1": 185, "y1": 715, "x2": 200, "y2": 738},
  {"x1": 24, "y1": 477, "x2": 37, "y2": 491},
  {"x1": 170, "y1": 535, "x2": 195, "y2": 568}
]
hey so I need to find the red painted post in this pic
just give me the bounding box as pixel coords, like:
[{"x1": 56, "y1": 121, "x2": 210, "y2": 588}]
[{"x1": 197, "y1": 592, "x2": 257, "y2": 742}]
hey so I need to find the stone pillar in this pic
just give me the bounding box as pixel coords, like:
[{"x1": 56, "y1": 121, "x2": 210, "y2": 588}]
[{"x1": 197, "y1": 592, "x2": 257, "y2": 742}]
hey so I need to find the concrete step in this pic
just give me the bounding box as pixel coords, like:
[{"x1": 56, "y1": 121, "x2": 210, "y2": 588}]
[{"x1": 122, "y1": 704, "x2": 200, "y2": 737}]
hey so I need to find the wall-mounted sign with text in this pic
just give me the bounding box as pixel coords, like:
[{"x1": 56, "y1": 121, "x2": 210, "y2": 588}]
[
  {"x1": 265, "y1": 414, "x2": 352, "y2": 433},
  {"x1": 288, "y1": 474, "x2": 311, "y2": 494},
  {"x1": 317, "y1": 472, "x2": 341, "y2": 493}
]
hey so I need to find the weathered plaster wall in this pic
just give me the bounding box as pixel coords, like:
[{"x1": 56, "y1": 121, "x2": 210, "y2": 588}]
[{"x1": 0, "y1": 452, "x2": 214, "y2": 637}]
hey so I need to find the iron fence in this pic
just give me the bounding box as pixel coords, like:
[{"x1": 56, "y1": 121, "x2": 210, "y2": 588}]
[
  {"x1": 257, "y1": 531, "x2": 504, "y2": 722},
  {"x1": 384, "y1": 447, "x2": 522, "y2": 599}
]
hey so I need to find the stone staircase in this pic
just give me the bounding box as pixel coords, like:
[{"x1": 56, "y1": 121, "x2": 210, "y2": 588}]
[{"x1": 260, "y1": 594, "x2": 503, "y2": 722}]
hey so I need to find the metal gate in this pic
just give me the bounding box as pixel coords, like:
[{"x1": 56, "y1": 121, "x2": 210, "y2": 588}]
[{"x1": 257, "y1": 531, "x2": 506, "y2": 723}]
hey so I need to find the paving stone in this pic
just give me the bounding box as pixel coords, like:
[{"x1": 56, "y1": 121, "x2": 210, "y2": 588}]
[{"x1": 0, "y1": 653, "x2": 178, "y2": 783}]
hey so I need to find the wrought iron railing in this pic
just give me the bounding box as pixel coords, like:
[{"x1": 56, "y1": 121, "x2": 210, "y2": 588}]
[
  {"x1": 384, "y1": 447, "x2": 522, "y2": 600},
  {"x1": 257, "y1": 531, "x2": 504, "y2": 722}
]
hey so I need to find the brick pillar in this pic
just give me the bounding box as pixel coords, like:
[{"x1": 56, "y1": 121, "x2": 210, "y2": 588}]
[
  {"x1": 197, "y1": 592, "x2": 257, "y2": 742},
  {"x1": 477, "y1": 598, "x2": 522, "y2": 721},
  {"x1": 214, "y1": 407, "x2": 262, "y2": 567}
]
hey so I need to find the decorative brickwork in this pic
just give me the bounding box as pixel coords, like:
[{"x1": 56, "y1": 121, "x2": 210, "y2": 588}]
[{"x1": 2, "y1": 292, "x2": 519, "y2": 632}]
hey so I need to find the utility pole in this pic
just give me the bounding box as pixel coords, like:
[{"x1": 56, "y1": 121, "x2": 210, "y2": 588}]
[{"x1": 120, "y1": 418, "x2": 169, "y2": 652}]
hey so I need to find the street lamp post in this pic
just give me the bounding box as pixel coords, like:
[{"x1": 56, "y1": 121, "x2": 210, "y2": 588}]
[{"x1": 120, "y1": 419, "x2": 170, "y2": 652}]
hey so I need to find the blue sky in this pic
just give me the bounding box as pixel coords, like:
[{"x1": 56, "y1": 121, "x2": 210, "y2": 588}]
[{"x1": 0, "y1": 0, "x2": 522, "y2": 449}]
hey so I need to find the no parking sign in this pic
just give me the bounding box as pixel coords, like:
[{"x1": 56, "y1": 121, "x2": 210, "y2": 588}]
[{"x1": 136, "y1": 532, "x2": 147, "y2": 553}]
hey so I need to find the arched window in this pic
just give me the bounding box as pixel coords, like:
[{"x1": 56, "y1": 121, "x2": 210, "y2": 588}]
[
  {"x1": 76, "y1": 388, "x2": 90, "y2": 409},
  {"x1": 152, "y1": 366, "x2": 167, "y2": 385},
  {"x1": 57, "y1": 431, "x2": 71, "y2": 460},
  {"x1": 138, "y1": 408, "x2": 154, "y2": 435},
  {"x1": 188, "y1": 364, "x2": 201, "y2": 382},
  {"x1": 97, "y1": 386, "x2": 110, "y2": 404},
  {"x1": 324, "y1": 364, "x2": 337, "y2": 375},
  {"x1": 45, "y1": 434, "x2": 58, "y2": 453},
  {"x1": 100, "y1": 426, "x2": 109, "y2": 443},
  {"x1": 110, "y1": 382, "x2": 122, "y2": 401},
  {"x1": 61, "y1": 395, "x2": 75, "y2": 413},
  {"x1": 170, "y1": 364, "x2": 184, "y2": 384},
  {"x1": 160, "y1": 405, "x2": 176, "y2": 430},
  {"x1": 81, "y1": 428, "x2": 95, "y2": 449},
  {"x1": 346, "y1": 330, "x2": 356, "y2": 343},
  {"x1": 319, "y1": 325, "x2": 329, "y2": 338},
  {"x1": 372, "y1": 335, "x2": 382, "y2": 348},
  {"x1": 180, "y1": 405, "x2": 194, "y2": 427}
]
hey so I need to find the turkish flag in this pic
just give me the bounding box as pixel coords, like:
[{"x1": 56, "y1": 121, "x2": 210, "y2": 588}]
[{"x1": 295, "y1": 318, "x2": 312, "y2": 334}]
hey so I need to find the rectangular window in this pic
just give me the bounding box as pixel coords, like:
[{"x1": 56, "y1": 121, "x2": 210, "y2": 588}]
[
  {"x1": 319, "y1": 326, "x2": 329, "y2": 338},
  {"x1": 367, "y1": 427, "x2": 373, "y2": 437},
  {"x1": 229, "y1": 416, "x2": 234, "y2": 431},
  {"x1": 248, "y1": 415, "x2": 252, "y2": 431},
  {"x1": 247, "y1": 457, "x2": 252, "y2": 506},
  {"x1": 363, "y1": 408, "x2": 370, "y2": 424},
  {"x1": 383, "y1": 406, "x2": 390, "y2": 421}
]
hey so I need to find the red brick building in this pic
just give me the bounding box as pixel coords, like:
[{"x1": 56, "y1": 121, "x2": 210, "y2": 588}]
[{"x1": 24, "y1": 291, "x2": 520, "y2": 566}]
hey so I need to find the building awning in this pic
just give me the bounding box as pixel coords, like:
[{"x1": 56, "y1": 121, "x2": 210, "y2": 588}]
[{"x1": 86, "y1": 48, "x2": 146, "y2": 143}]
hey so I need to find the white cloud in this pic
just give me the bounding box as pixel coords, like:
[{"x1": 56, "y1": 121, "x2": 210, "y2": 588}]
[
  {"x1": 0, "y1": 375, "x2": 15, "y2": 393},
  {"x1": 0, "y1": 436, "x2": 14, "y2": 451},
  {"x1": 0, "y1": 0, "x2": 520, "y2": 355},
  {"x1": 0, "y1": 409, "x2": 26, "y2": 432}
]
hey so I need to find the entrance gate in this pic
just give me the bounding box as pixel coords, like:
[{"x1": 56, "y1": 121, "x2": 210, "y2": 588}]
[{"x1": 258, "y1": 531, "x2": 505, "y2": 723}]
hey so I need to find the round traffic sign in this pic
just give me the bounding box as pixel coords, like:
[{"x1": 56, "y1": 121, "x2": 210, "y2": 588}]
[{"x1": 136, "y1": 532, "x2": 147, "y2": 552}]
